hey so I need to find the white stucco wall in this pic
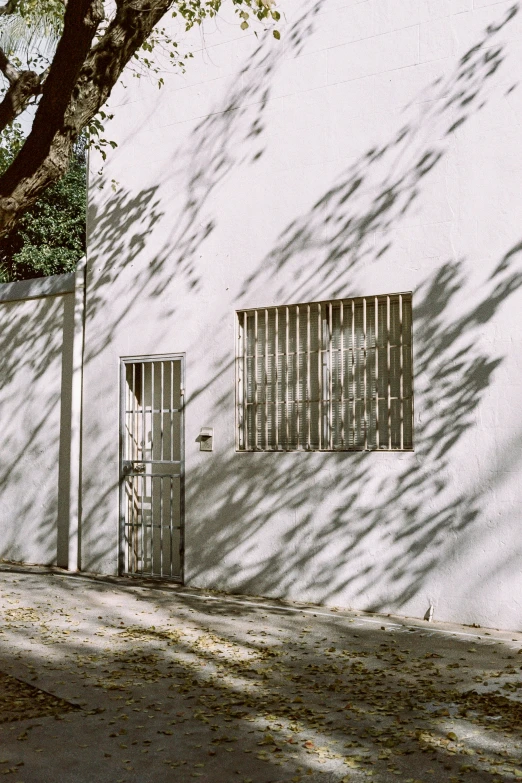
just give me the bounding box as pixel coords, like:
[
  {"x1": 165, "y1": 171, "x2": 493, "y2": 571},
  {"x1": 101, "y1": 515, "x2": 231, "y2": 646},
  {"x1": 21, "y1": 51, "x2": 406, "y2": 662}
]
[
  {"x1": 0, "y1": 275, "x2": 77, "y2": 567},
  {"x1": 85, "y1": 0, "x2": 522, "y2": 630}
]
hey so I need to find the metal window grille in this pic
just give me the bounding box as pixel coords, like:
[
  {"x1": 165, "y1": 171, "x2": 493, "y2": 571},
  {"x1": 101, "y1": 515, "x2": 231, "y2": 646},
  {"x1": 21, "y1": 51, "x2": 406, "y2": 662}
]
[{"x1": 236, "y1": 293, "x2": 413, "y2": 451}]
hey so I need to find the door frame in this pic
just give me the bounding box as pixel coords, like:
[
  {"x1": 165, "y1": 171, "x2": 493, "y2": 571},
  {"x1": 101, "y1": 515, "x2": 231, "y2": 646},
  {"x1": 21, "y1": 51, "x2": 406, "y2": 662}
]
[{"x1": 118, "y1": 353, "x2": 185, "y2": 582}]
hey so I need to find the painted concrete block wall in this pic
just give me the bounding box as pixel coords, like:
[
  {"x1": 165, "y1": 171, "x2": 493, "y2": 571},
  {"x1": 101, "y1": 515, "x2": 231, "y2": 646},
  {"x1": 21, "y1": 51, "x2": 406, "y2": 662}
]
[
  {"x1": 0, "y1": 276, "x2": 76, "y2": 567},
  {"x1": 86, "y1": 0, "x2": 522, "y2": 630}
]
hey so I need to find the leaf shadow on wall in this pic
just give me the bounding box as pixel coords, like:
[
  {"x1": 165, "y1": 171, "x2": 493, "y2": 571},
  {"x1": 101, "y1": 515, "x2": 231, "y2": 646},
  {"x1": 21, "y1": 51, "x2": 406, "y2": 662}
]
[
  {"x1": 83, "y1": 1, "x2": 522, "y2": 613},
  {"x1": 182, "y1": 4, "x2": 522, "y2": 617},
  {"x1": 0, "y1": 288, "x2": 75, "y2": 565},
  {"x1": 81, "y1": 0, "x2": 326, "y2": 570}
]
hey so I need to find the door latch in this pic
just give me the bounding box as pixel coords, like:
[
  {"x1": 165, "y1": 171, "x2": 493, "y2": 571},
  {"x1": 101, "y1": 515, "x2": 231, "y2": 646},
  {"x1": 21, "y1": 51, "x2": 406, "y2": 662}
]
[{"x1": 122, "y1": 461, "x2": 145, "y2": 475}]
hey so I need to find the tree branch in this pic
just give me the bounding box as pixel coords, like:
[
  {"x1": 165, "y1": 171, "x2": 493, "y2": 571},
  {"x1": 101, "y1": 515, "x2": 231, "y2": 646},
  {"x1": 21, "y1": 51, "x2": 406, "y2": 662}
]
[
  {"x1": 0, "y1": 46, "x2": 20, "y2": 84},
  {"x1": 0, "y1": 0, "x2": 19, "y2": 16},
  {"x1": 0, "y1": 0, "x2": 106, "y2": 231},
  {"x1": 0, "y1": 0, "x2": 175, "y2": 238},
  {"x1": 0, "y1": 46, "x2": 43, "y2": 130}
]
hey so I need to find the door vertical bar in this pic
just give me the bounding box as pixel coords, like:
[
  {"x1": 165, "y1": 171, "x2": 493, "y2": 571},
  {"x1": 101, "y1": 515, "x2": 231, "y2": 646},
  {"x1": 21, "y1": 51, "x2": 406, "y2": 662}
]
[
  {"x1": 285, "y1": 306, "x2": 290, "y2": 448},
  {"x1": 170, "y1": 360, "x2": 174, "y2": 461},
  {"x1": 351, "y1": 300, "x2": 356, "y2": 449},
  {"x1": 254, "y1": 309, "x2": 259, "y2": 450},
  {"x1": 141, "y1": 362, "x2": 145, "y2": 462},
  {"x1": 160, "y1": 362, "x2": 164, "y2": 574},
  {"x1": 169, "y1": 476, "x2": 174, "y2": 578},
  {"x1": 375, "y1": 296, "x2": 380, "y2": 450},
  {"x1": 340, "y1": 300, "x2": 345, "y2": 448},
  {"x1": 128, "y1": 476, "x2": 132, "y2": 569},
  {"x1": 328, "y1": 302, "x2": 333, "y2": 450},
  {"x1": 140, "y1": 473, "x2": 145, "y2": 575},
  {"x1": 318, "y1": 302, "x2": 322, "y2": 450},
  {"x1": 160, "y1": 361, "x2": 164, "y2": 461},
  {"x1": 179, "y1": 357, "x2": 186, "y2": 584},
  {"x1": 363, "y1": 297, "x2": 368, "y2": 451},
  {"x1": 150, "y1": 364, "x2": 155, "y2": 572},
  {"x1": 236, "y1": 317, "x2": 241, "y2": 450},
  {"x1": 159, "y1": 474, "x2": 163, "y2": 578},
  {"x1": 141, "y1": 363, "x2": 145, "y2": 572},
  {"x1": 131, "y1": 363, "x2": 136, "y2": 462},
  {"x1": 275, "y1": 308, "x2": 280, "y2": 450},
  {"x1": 387, "y1": 295, "x2": 391, "y2": 449},
  {"x1": 151, "y1": 361, "x2": 155, "y2": 460},
  {"x1": 133, "y1": 366, "x2": 138, "y2": 571},
  {"x1": 243, "y1": 312, "x2": 248, "y2": 450},
  {"x1": 306, "y1": 304, "x2": 311, "y2": 450},
  {"x1": 399, "y1": 294, "x2": 404, "y2": 450},
  {"x1": 296, "y1": 305, "x2": 300, "y2": 449},
  {"x1": 119, "y1": 361, "x2": 126, "y2": 575},
  {"x1": 265, "y1": 309, "x2": 269, "y2": 449}
]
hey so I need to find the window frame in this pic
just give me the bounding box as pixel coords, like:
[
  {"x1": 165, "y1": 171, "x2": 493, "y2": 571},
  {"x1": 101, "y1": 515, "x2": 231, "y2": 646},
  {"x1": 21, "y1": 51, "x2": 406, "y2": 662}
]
[{"x1": 235, "y1": 292, "x2": 414, "y2": 453}]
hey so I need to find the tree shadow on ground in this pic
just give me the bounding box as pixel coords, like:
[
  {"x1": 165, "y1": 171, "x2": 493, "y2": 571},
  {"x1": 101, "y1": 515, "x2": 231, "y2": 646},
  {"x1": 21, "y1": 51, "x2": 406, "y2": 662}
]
[{"x1": 0, "y1": 572, "x2": 520, "y2": 782}]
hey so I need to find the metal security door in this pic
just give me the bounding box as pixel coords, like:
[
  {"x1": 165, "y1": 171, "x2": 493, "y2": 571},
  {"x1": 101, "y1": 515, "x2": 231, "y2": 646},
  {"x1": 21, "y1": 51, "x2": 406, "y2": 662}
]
[{"x1": 120, "y1": 356, "x2": 184, "y2": 581}]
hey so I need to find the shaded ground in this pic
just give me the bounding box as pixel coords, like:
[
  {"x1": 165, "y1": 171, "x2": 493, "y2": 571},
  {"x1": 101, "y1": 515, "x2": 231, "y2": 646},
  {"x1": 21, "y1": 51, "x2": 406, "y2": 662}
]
[
  {"x1": 0, "y1": 565, "x2": 521, "y2": 783},
  {"x1": 0, "y1": 671, "x2": 77, "y2": 723}
]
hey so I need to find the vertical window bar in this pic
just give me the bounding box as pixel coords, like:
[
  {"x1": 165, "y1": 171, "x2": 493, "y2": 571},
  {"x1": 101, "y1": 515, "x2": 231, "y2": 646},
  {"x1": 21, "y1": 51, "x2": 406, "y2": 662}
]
[
  {"x1": 306, "y1": 304, "x2": 311, "y2": 450},
  {"x1": 318, "y1": 302, "x2": 322, "y2": 450},
  {"x1": 375, "y1": 296, "x2": 379, "y2": 450},
  {"x1": 387, "y1": 295, "x2": 391, "y2": 450},
  {"x1": 363, "y1": 297, "x2": 368, "y2": 451},
  {"x1": 351, "y1": 299, "x2": 356, "y2": 450},
  {"x1": 296, "y1": 305, "x2": 300, "y2": 449},
  {"x1": 340, "y1": 300, "x2": 345, "y2": 448},
  {"x1": 254, "y1": 310, "x2": 259, "y2": 450},
  {"x1": 265, "y1": 309, "x2": 269, "y2": 450},
  {"x1": 243, "y1": 311, "x2": 248, "y2": 450},
  {"x1": 275, "y1": 308, "x2": 280, "y2": 450},
  {"x1": 285, "y1": 306, "x2": 290, "y2": 448},
  {"x1": 328, "y1": 302, "x2": 333, "y2": 450},
  {"x1": 399, "y1": 294, "x2": 404, "y2": 450}
]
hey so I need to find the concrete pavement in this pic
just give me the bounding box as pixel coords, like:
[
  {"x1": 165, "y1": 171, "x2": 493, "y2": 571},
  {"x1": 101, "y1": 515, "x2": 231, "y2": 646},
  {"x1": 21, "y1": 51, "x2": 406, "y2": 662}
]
[{"x1": 0, "y1": 564, "x2": 521, "y2": 783}]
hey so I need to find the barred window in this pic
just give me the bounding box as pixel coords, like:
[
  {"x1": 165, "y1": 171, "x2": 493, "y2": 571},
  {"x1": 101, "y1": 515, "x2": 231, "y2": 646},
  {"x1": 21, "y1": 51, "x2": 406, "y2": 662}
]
[{"x1": 236, "y1": 293, "x2": 413, "y2": 451}]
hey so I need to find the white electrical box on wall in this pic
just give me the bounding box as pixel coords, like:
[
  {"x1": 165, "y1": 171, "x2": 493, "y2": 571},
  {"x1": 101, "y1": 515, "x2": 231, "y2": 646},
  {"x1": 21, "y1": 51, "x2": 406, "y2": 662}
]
[{"x1": 199, "y1": 427, "x2": 214, "y2": 452}]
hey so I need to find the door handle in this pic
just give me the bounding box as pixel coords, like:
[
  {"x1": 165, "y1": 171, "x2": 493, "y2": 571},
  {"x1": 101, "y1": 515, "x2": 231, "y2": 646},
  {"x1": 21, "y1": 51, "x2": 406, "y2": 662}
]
[{"x1": 122, "y1": 462, "x2": 145, "y2": 475}]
